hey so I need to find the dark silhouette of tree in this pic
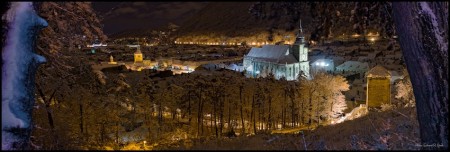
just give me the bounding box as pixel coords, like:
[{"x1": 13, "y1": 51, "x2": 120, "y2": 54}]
[{"x1": 392, "y1": 2, "x2": 448, "y2": 149}]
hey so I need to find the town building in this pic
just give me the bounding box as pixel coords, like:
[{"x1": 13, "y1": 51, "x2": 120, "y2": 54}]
[
  {"x1": 243, "y1": 20, "x2": 310, "y2": 80},
  {"x1": 335, "y1": 61, "x2": 369, "y2": 78}
]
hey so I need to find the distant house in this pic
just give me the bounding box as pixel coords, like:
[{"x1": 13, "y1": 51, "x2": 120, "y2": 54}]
[
  {"x1": 226, "y1": 63, "x2": 244, "y2": 72},
  {"x1": 335, "y1": 61, "x2": 369, "y2": 77},
  {"x1": 366, "y1": 65, "x2": 391, "y2": 108}
]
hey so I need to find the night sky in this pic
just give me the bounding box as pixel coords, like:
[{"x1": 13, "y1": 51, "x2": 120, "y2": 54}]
[{"x1": 92, "y1": 2, "x2": 208, "y2": 35}]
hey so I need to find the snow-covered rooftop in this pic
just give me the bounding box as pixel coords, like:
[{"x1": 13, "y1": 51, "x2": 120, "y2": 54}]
[
  {"x1": 367, "y1": 65, "x2": 391, "y2": 78},
  {"x1": 335, "y1": 61, "x2": 368, "y2": 72},
  {"x1": 246, "y1": 45, "x2": 298, "y2": 64}
]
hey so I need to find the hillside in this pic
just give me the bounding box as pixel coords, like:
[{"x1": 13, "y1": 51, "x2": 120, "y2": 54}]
[
  {"x1": 179, "y1": 2, "x2": 267, "y2": 37},
  {"x1": 176, "y1": 2, "x2": 397, "y2": 44},
  {"x1": 165, "y1": 107, "x2": 420, "y2": 150},
  {"x1": 108, "y1": 2, "x2": 389, "y2": 44},
  {"x1": 176, "y1": 2, "x2": 314, "y2": 44}
]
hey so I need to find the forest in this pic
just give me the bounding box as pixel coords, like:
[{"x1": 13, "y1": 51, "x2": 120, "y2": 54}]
[{"x1": 31, "y1": 63, "x2": 352, "y2": 149}]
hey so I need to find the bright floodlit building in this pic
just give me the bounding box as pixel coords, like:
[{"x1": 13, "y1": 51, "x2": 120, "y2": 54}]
[
  {"x1": 243, "y1": 20, "x2": 310, "y2": 80},
  {"x1": 366, "y1": 65, "x2": 391, "y2": 108}
]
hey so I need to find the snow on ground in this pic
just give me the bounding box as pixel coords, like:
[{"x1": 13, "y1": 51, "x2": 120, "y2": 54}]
[
  {"x1": 271, "y1": 125, "x2": 318, "y2": 134},
  {"x1": 167, "y1": 107, "x2": 419, "y2": 150}
]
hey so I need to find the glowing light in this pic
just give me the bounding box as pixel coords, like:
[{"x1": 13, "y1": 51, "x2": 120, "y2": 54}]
[
  {"x1": 369, "y1": 38, "x2": 376, "y2": 42},
  {"x1": 352, "y1": 34, "x2": 360, "y2": 37}
]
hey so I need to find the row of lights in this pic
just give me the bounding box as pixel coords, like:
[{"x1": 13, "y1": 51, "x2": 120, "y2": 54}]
[
  {"x1": 174, "y1": 41, "x2": 241, "y2": 45},
  {"x1": 174, "y1": 41, "x2": 276, "y2": 46}
]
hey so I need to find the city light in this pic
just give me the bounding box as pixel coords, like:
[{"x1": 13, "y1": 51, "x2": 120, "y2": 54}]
[
  {"x1": 316, "y1": 62, "x2": 329, "y2": 66},
  {"x1": 351, "y1": 34, "x2": 360, "y2": 37}
]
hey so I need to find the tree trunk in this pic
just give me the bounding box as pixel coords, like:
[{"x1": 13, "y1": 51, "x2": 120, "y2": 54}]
[
  {"x1": 115, "y1": 122, "x2": 119, "y2": 144},
  {"x1": 145, "y1": 99, "x2": 151, "y2": 144},
  {"x1": 36, "y1": 85, "x2": 59, "y2": 149},
  {"x1": 240, "y1": 86, "x2": 245, "y2": 135},
  {"x1": 301, "y1": 98, "x2": 304, "y2": 126},
  {"x1": 101, "y1": 122, "x2": 105, "y2": 144},
  {"x1": 79, "y1": 102, "x2": 84, "y2": 136},
  {"x1": 2, "y1": 2, "x2": 47, "y2": 150},
  {"x1": 197, "y1": 90, "x2": 201, "y2": 137},
  {"x1": 228, "y1": 99, "x2": 232, "y2": 132},
  {"x1": 199, "y1": 87, "x2": 205, "y2": 136},
  {"x1": 308, "y1": 90, "x2": 313, "y2": 125},
  {"x1": 214, "y1": 97, "x2": 218, "y2": 137},
  {"x1": 283, "y1": 89, "x2": 287, "y2": 128},
  {"x1": 259, "y1": 104, "x2": 263, "y2": 131},
  {"x1": 291, "y1": 95, "x2": 296, "y2": 128},
  {"x1": 392, "y1": 2, "x2": 448, "y2": 149},
  {"x1": 188, "y1": 90, "x2": 191, "y2": 124},
  {"x1": 268, "y1": 96, "x2": 272, "y2": 130},
  {"x1": 219, "y1": 95, "x2": 224, "y2": 135},
  {"x1": 251, "y1": 94, "x2": 256, "y2": 134}
]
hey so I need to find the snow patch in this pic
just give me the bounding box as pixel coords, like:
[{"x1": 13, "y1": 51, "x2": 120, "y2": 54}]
[{"x1": 2, "y1": 2, "x2": 47, "y2": 150}]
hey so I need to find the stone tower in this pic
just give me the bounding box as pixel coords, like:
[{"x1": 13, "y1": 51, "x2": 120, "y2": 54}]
[
  {"x1": 366, "y1": 65, "x2": 391, "y2": 108},
  {"x1": 134, "y1": 45, "x2": 143, "y2": 63}
]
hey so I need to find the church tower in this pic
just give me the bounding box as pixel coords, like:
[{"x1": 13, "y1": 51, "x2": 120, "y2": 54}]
[
  {"x1": 293, "y1": 19, "x2": 308, "y2": 62},
  {"x1": 292, "y1": 19, "x2": 310, "y2": 79},
  {"x1": 134, "y1": 45, "x2": 143, "y2": 63}
]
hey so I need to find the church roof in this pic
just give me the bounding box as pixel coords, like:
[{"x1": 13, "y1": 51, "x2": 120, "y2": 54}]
[
  {"x1": 246, "y1": 45, "x2": 298, "y2": 64},
  {"x1": 367, "y1": 65, "x2": 391, "y2": 78}
]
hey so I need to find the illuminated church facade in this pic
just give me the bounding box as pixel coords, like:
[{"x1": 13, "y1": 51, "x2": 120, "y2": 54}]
[{"x1": 243, "y1": 21, "x2": 310, "y2": 80}]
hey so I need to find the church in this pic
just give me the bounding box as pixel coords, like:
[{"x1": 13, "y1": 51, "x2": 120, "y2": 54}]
[{"x1": 243, "y1": 21, "x2": 310, "y2": 80}]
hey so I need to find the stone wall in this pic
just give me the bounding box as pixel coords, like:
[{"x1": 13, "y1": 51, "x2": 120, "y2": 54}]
[{"x1": 367, "y1": 77, "x2": 391, "y2": 107}]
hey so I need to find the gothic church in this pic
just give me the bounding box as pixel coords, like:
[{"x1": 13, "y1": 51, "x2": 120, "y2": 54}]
[{"x1": 243, "y1": 21, "x2": 310, "y2": 80}]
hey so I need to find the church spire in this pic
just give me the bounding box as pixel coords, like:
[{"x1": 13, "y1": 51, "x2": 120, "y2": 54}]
[
  {"x1": 294, "y1": 19, "x2": 305, "y2": 45},
  {"x1": 299, "y1": 19, "x2": 303, "y2": 36},
  {"x1": 297, "y1": 19, "x2": 304, "y2": 38}
]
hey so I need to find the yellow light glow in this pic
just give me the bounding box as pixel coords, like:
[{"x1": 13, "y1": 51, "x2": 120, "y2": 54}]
[{"x1": 352, "y1": 34, "x2": 360, "y2": 37}]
